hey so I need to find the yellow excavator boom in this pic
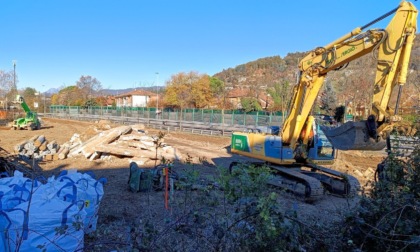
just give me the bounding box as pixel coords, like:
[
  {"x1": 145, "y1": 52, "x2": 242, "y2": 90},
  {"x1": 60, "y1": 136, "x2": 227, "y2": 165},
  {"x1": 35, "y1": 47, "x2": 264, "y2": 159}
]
[
  {"x1": 229, "y1": 2, "x2": 418, "y2": 199},
  {"x1": 281, "y1": 1, "x2": 417, "y2": 151},
  {"x1": 372, "y1": 1, "x2": 418, "y2": 123}
]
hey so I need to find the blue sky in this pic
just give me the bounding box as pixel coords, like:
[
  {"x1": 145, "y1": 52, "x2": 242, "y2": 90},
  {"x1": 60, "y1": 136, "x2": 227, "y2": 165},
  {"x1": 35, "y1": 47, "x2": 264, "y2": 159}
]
[{"x1": 0, "y1": 0, "x2": 417, "y2": 92}]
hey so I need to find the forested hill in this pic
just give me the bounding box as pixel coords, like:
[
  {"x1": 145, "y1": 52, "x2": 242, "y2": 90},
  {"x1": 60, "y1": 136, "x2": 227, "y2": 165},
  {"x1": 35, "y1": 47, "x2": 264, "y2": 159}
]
[
  {"x1": 214, "y1": 53, "x2": 304, "y2": 89},
  {"x1": 214, "y1": 35, "x2": 420, "y2": 109}
]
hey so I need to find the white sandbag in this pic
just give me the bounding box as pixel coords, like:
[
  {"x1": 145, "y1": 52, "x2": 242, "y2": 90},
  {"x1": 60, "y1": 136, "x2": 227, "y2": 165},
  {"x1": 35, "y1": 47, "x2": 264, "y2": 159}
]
[{"x1": 1, "y1": 194, "x2": 86, "y2": 252}]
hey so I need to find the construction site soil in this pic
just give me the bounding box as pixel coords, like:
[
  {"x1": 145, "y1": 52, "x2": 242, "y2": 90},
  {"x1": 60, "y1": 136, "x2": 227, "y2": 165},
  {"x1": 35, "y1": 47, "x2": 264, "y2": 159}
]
[{"x1": 0, "y1": 117, "x2": 387, "y2": 250}]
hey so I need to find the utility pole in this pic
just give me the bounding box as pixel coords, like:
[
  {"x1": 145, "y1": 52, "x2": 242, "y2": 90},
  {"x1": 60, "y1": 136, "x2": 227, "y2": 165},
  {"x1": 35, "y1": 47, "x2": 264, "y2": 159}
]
[
  {"x1": 155, "y1": 72, "x2": 159, "y2": 118},
  {"x1": 42, "y1": 84, "x2": 46, "y2": 114},
  {"x1": 7, "y1": 60, "x2": 17, "y2": 111},
  {"x1": 13, "y1": 61, "x2": 16, "y2": 89}
]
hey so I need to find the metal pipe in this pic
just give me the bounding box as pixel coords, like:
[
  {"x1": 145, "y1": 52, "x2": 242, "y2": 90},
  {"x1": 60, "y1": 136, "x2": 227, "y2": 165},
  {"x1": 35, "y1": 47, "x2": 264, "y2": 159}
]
[
  {"x1": 324, "y1": 5, "x2": 398, "y2": 50},
  {"x1": 361, "y1": 7, "x2": 398, "y2": 30}
]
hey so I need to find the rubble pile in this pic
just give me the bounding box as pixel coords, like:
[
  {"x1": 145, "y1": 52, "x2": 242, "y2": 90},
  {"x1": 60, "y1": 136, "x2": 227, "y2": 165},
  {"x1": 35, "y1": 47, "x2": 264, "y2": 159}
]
[
  {"x1": 13, "y1": 122, "x2": 181, "y2": 166},
  {"x1": 68, "y1": 124, "x2": 181, "y2": 166},
  {"x1": 14, "y1": 134, "x2": 79, "y2": 161}
]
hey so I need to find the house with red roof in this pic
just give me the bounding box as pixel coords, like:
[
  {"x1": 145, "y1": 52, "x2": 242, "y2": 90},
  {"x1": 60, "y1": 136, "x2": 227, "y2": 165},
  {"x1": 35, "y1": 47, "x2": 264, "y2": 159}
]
[
  {"x1": 226, "y1": 88, "x2": 272, "y2": 110},
  {"x1": 114, "y1": 90, "x2": 157, "y2": 107}
]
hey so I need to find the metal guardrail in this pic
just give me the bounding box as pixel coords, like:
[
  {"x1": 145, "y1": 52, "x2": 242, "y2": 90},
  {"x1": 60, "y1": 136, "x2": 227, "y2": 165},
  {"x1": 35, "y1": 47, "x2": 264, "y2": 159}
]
[
  {"x1": 43, "y1": 113, "x2": 252, "y2": 137},
  {"x1": 388, "y1": 134, "x2": 419, "y2": 158}
]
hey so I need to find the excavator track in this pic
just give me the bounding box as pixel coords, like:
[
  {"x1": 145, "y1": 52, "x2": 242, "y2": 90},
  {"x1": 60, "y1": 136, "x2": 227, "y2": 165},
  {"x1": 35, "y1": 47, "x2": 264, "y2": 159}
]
[
  {"x1": 268, "y1": 165, "x2": 325, "y2": 202},
  {"x1": 229, "y1": 162, "x2": 360, "y2": 202},
  {"x1": 302, "y1": 164, "x2": 360, "y2": 197}
]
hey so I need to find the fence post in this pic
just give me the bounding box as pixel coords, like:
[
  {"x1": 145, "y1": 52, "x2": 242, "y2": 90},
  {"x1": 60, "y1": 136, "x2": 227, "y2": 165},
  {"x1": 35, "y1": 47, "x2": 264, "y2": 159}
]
[
  {"x1": 221, "y1": 109, "x2": 225, "y2": 135},
  {"x1": 256, "y1": 111, "x2": 259, "y2": 126},
  {"x1": 232, "y1": 110, "x2": 234, "y2": 125},
  {"x1": 147, "y1": 107, "x2": 150, "y2": 126},
  {"x1": 180, "y1": 108, "x2": 183, "y2": 130}
]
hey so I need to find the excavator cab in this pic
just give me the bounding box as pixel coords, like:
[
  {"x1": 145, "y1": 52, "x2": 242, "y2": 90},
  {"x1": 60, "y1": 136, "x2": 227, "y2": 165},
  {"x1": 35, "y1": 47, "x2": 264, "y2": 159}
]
[{"x1": 304, "y1": 120, "x2": 335, "y2": 164}]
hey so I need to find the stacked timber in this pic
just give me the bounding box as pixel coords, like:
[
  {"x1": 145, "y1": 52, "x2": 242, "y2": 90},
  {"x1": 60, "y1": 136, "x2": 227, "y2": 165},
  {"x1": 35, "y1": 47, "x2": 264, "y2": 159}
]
[
  {"x1": 70, "y1": 124, "x2": 182, "y2": 166},
  {"x1": 14, "y1": 133, "x2": 83, "y2": 161},
  {"x1": 14, "y1": 135, "x2": 61, "y2": 160}
]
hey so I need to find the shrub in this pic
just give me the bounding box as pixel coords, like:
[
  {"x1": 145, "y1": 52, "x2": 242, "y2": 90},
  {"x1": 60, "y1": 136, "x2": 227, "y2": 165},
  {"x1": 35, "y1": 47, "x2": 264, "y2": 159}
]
[{"x1": 344, "y1": 146, "x2": 420, "y2": 251}]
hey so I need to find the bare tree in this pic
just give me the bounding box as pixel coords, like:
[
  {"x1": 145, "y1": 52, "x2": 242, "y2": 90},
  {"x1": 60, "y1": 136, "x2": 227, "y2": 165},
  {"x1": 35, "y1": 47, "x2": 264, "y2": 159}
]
[
  {"x1": 76, "y1": 75, "x2": 102, "y2": 101},
  {"x1": 319, "y1": 81, "x2": 337, "y2": 115},
  {"x1": 0, "y1": 70, "x2": 18, "y2": 105}
]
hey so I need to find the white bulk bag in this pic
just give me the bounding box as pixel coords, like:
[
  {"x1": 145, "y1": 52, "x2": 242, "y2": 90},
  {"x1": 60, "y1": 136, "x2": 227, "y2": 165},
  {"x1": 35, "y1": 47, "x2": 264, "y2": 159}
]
[
  {"x1": 57, "y1": 171, "x2": 105, "y2": 234},
  {"x1": 0, "y1": 171, "x2": 39, "y2": 192},
  {"x1": 0, "y1": 194, "x2": 86, "y2": 252}
]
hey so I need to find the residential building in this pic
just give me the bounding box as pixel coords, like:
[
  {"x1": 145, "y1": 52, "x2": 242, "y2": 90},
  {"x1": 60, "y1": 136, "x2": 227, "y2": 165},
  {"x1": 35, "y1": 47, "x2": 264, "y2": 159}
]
[{"x1": 114, "y1": 90, "x2": 157, "y2": 108}]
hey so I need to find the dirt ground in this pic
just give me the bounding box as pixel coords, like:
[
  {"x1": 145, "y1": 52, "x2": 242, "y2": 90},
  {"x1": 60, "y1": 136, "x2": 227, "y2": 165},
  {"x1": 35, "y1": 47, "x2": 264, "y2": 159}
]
[{"x1": 0, "y1": 117, "x2": 387, "y2": 250}]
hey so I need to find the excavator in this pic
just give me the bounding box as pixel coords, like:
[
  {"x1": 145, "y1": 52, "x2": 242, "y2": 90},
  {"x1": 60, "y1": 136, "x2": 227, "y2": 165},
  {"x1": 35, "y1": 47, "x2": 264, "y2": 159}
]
[
  {"x1": 230, "y1": 1, "x2": 418, "y2": 201},
  {"x1": 11, "y1": 95, "x2": 41, "y2": 130}
]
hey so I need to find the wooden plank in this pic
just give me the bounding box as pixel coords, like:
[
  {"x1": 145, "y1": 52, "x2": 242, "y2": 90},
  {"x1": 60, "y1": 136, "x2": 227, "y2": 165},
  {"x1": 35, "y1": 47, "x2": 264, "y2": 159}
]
[
  {"x1": 44, "y1": 154, "x2": 53, "y2": 161},
  {"x1": 68, "y1": 134, "x2": 100, "y2": 157},
  {"x1": 58, "y1": 147, "x2": 70, "y2": 160},
  {"x1": 94, "y1": 144, "x2": 139, "y2": 157},
  {"x1": 34, "y1": 135, "x2": 46, "y2": 148},
  {"x1": 39, "y1": 141, "x2": 48, "y2": 151}
]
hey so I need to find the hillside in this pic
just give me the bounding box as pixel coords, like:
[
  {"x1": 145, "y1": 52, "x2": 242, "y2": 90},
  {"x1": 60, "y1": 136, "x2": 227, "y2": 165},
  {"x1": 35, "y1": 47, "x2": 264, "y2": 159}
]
[{"x1": 214, "y1": 35, "x2": 420, "y2": 112}]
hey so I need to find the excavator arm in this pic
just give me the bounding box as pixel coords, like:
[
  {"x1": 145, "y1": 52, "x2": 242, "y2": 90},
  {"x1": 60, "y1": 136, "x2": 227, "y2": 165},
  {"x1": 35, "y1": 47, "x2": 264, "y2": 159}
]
[
  {"x1": 281, "y1": 1, "x2": 417, "y2": 151},
  {"x1": 16, "y1": 95, "x2": 32, "y2": 114},
  {"x1": 373, "y1": 2, "x2": 417, "y2": 124}
]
